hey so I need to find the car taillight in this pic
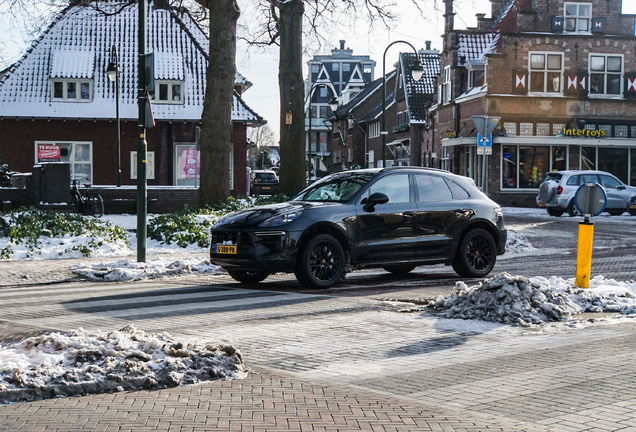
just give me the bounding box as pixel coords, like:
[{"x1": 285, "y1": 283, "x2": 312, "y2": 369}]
[{"x1": 556, "y1": 186, "x2": 563, "y2": 195}]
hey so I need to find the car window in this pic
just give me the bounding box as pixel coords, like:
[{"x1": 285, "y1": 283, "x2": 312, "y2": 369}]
[
  {"x1": 582, "y1": 174, "x2": 599, "y2": 184},
  {"x1": 293, "y1": 172, "x2": 374, "y2": 202},
  {"x1": 600, "y1": 175, "x2": 621, "y2": 189},
  {"x1": 414, "y1": 174, "x2": 453, "y2": 202},
  {"x1": 445, "y1": 179, "x2": 470, "y2": 200},
  {"x1": 545, "y1": 172, "x2": 563, "y2": 182},
  {"x1": 566, "y1": 175, "x2": 580, "y2": 186},
  {"x1": 361, "y1": 174, "x2": 410, "y2": 204},
  {"x1": 255, "y1": 173, "x2": 277, "y2": 181}
]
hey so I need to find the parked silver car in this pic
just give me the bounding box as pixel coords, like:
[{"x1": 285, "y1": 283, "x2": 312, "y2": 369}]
[{"x1": 536, "y1": 170, "x2": 636, "y2": 217}]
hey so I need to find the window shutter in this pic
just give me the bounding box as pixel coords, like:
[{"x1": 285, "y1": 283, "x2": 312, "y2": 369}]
[
  {"x1": 512, "y1": 70, "x2": 528, "y2": 95},
  {"x1": 564, "y1": 71, "x2": 587, "y2": 95},
  {"x1": 592, "y1": 18, "x2": 605, "y2": 33},
  {"x1": 624, "y1": 73, "x2": 636, "y2": 99},
  {"x1": 552, "y1": 16, "x2": 564, "y2": 32}
]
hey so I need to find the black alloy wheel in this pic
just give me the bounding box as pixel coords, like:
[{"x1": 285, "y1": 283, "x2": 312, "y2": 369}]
[
  {"x1": 452, "y1": 228, "x2": 496, "y2": 278},
  {"x1": 227, "y1": 269, "x2": 269, "y2": 283},
  {"x1": 546, "y1": 207, "x2": 564, "y2": 217},
  {"x1": 383, "y1": 265, "x2": 416, "y2": 275},
  {"x1": 295, "y1": 234, "x2": 345, "y2": 289}
]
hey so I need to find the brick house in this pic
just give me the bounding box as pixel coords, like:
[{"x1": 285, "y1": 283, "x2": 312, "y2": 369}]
[
  {"x1": 432, "y1": 0, "x2": 636, "y2": 207},
  {"x1": 329, "y1": 45, "x2": 440, "y2": 170},
  {"x1": 0, "y1": 0, "x2": 265, "y2": 197}
]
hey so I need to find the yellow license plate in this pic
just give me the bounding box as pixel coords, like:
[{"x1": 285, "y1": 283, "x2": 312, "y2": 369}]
[
  {"x1": 216, "y1": 245, "x2": 237, "y2": 254},
  {"x1": 631, "y1": 204, "x2": 636, "y2": 209},
  {"x1": 538, "y1": 203, "x2": 545, "y2": 207},
  {"x1": 262, "y1": 186, "x2": 271, "y2": 189}
]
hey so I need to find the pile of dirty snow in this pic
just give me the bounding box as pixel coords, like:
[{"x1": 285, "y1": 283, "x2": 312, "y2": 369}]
[
  {"x1": 429, "y1": 272, "x2": 636, "y2": 326},
  {"x1": 73, "y1": 257, "x2": 224, "y2": 281},
  {"x1": 505, "y1": 231, "x2": 535, "y2": 254},
  {"x1": 0, "y1": 325, "x2": 248, "y2": 404}
]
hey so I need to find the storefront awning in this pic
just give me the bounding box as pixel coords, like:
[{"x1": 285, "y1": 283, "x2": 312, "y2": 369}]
[
  {"x1": 385, "y1": 139, "x2": 410, "y2": 157},
  {"x1": 443, "y1": 136, "x2": 636, "y2": 147}
]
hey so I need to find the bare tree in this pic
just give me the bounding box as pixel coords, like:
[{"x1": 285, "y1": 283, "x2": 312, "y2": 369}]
[{"x1": 248, "y1": 124, "x2": 276, "y2": 147}]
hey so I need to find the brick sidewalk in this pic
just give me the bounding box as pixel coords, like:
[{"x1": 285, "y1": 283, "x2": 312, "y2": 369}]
[{"x1": 0, "y1": 368, "x2": 538, "y2": 432}]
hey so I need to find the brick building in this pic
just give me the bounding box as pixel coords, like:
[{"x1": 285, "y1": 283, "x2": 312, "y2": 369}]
[
  {"x1": 0, "y1": 0, "x2": 265, "y2": 196},
  {"x1": 329, "y1": 45, "x2": 440, "y2": 170},
  {"x1": 433, "y1": 0, "x2": 636, "y2": 207}
]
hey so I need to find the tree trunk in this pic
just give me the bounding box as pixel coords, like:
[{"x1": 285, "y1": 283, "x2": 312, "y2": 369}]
[
  {"x1": 199, "y1": 0, "x2": 240, "y2": 205},
  {"x1": 277, "y1": 0, "x2": 305, "y2": 196}
]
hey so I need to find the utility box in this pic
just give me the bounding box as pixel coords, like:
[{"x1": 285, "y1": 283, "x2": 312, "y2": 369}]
[{"x1": 32, "y1": 163, "x2": 71, "y2": 208}]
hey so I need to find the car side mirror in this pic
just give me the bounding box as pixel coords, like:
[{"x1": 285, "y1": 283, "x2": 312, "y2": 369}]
[
  {"x1": 617, "y1": 185, "x2": 626, "y2": 190},
  {"x1": 363, "y1": 192, "x2": 389, "y2": 212}
]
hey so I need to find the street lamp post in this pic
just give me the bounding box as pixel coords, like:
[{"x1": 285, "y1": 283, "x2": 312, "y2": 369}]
[
  {"x1": 305, "y1": 83, "x2": 338, "y2": 178},
  {"x1": 381, "y1": 41, "x2": 424, "y2": 167},
  {"x1": 106, "y1": 45, "x2": 121, "y2": 187}
]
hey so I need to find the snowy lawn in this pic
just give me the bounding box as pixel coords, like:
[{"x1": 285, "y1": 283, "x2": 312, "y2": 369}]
[{"x1": 0, "y1": 325, "x2": 248, "y2": 405}]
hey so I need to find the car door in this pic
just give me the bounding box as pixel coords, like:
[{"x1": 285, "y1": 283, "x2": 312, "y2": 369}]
[
  {"x1": 413, "y1": 174, "x2": 471, "y2": 259},
  {"x1": 355, "y1": 173, "x2": 418, "y2": 263},
  {"x1": 599, "y1": 174, "x2": 629, "y2": 209}
]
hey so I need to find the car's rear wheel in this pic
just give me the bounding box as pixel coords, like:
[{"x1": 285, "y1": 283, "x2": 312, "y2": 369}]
[
  {"x1": 546, "y1": 207, "x2": 564, "y2": 217},
  {"x1": 295, "y1": 234, "x2": 345, "y2": 289},
  {"x1": 227, "y1": 269, "x2": 269, "y2": 283},
  {"x1": 608, "y1": 211, "x2": 624, "y2": 216},
  {"x1": 567, "y1": 201, "x2": 581, "y2": 217},
  {"x1": 452, "y1": 228, "x2": 497, "y2": 278},
  {"x1": 383, "y1": 265, "x2": 416, "y2": 274}
]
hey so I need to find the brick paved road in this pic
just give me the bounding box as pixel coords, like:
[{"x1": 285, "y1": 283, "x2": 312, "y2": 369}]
[{"x1": 1, "y1": 209, "x2": 636, "y2": 431}]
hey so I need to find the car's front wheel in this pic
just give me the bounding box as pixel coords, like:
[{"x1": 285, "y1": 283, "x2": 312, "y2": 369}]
[
  {"x1": 452, "y1": 228, "x2": 497, "y2": 278},
  {"x1": 295, "y1": 234, "x2": 345, "y2": 289},
  {"x1": 227, "y1": 269, "x2": 269, "y2": 283}
]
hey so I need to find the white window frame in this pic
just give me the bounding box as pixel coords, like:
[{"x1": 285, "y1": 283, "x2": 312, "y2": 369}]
[
  {"x1": 564, "y1": 2, "x2": 592, "y2": 34},
  {"x1": 51, "y1": 79, "x2": 93, "y2": 102},
  {"x1": 588, "y1": 53, "x2": 624, "y2": 98},
  {"x1": 528, "y1": 52, "x2": 564, "y2": 94},
  {"x1": 369, "y1": 121, "x2": 380, "y2": 138},
  {"x1": 443, "y1": 66, "x2": 452, "y2": 104},
  {"x1": 155, "y1": 80, "x2": 184, "y2": 104},
  {"x1": 130, "y1": 151, "x2": 156, "y2": 180},
  {"x1": 35, "y1": 141, "x2": 93, "y2": 184},
  {"x1": 468, "y1": 68, "x2": 484, "y2": 89}
]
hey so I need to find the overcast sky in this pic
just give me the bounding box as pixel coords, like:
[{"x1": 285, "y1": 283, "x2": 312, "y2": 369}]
[{"x1": 1, "y1": 0, "x2": 635, "y2": 142}]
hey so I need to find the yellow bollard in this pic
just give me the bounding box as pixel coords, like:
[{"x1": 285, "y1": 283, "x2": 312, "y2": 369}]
[{"x1": 575, "y1": 220, "x2": 594, "y2": 288}]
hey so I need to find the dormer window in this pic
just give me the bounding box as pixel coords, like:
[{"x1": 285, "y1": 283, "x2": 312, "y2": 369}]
[
  {"x1": 51, "y1": 79, "x2": 92, "y2": 101},
  {"x1": 155, "y1": 81, "x2": 183, "y2": 104},
  {"x1": 466, "y1": 60, "x2": 485, "y2": 90},
  {"x1": 564, "y1": 2, "x2": 591, "y2": 33}
]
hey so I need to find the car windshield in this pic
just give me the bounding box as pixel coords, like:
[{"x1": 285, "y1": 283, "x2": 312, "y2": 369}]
[
  {"x1": 256, "y1": 173, "x2": 277, "y2": 181},
  {"x1": 292, "y1": 172, "x2": 375, "y2": 202}
]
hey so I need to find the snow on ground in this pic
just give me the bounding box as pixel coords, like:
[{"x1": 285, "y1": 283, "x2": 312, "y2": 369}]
[
  {"x1": 427, "y1": 272, "x2": 636, "y2": 327},
  {"x1": 74, "y1": 257, "x2": 223, "y2": 282},
  {"x1": 0, "y1": 325, "x2": 247, "y2": 405}
]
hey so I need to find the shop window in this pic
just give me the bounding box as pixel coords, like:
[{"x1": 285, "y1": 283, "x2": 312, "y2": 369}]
[
  {"x1": 598, "y1": 148, "x2": 628, "y2": 183},
  {"x1": 130, "y1": 151, "x2": 156, "y2": 180},
  {"x1": 520, "y1": 122, "x2": 533, "y2": 136},
  {"x1": 615, "y1": 125, "x2": 628, "y2": 138},
  {"x1": 174, "y1": 144, "x2": 199, "y2": 186},
  {"x1": 502, "y1": 146, "x2": 518, "y2": 189},
  {"x1": 553, "y1": 123, "x2": 566, "y2": 135},
  {"x1": 552, "y1": 146, "x2": 567, "y2": 171},
  {"x1": 155, "y1": 81, "x2": 183, "y2": 104},
  {"x1": 631, "y1": 150, "x2": 636, "y2": 186},
  {"x1": 529, "y1": 53, "x2": 563, "y2": 93},
  {"x1": 564, "y1": 2, "x2": 592, "y2": 33},
  {"x1": 589, "y1": 54, "x2": 623, "y2": 96},
  {"x1": 536, "y1": 123, "x2": 550, "y2": 136},
  {"x1": 519, "y1": 146, "x2": 548, "y2": 188},
  {"x1": 35, "y1": 141, "x2": 92, "y2": 184},
  {"x1": 503, "y1": 122, "x2": 517, "y2": 136},
  {"x1": 599, "y1": 125, "x2": 612, "y2": 136},
  {"x1": 581, "y1": 146, "x2": 596, "y2": 170},
  {"x1": 51, "y1": 79, "x2": 92, "y2": 102},
  {"x1": 632, "y1": 126, "x2": 636, "y2": 138}
]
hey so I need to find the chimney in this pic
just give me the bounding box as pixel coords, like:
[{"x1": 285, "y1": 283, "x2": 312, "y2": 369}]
[
  {"x1": 155, "y1": 0, "x2": 170, "y2": 9},
  {"x1": 339, "y1": 40, "x2": 346, "y2": 50},
  {"x1": 425, "y1": 40, "x2": 431, "y2": 51},
  {"x1": 491, "y1": 0, "x2": 507, "y2": 20},
  {"x1": 443, "y1": 0, "x2": 455, "y2": 34}
]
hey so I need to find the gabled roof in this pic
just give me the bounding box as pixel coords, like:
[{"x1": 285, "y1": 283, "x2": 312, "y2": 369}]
[
  {"x1": 0, "y1": 0, "x2": 263, "y2": 124},
  {"x1": 330, "y1": 70, "x2": 397, "y2": 122},
  {"x1": 456, "y1": 33, "x2": 498, "y2": 66},
  {"x1": 400, "y1": 51, "x2": 440, "y2": 124}
]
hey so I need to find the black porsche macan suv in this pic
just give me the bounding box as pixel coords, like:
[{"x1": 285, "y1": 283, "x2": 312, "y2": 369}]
[{"x1": 210, "y1": 167, "x2": 507, "y2": 289}]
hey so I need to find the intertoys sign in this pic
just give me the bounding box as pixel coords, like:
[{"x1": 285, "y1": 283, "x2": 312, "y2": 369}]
[
  {"x1": 37, "y1": 144, "x2": 61, "y2": 162},
  {"x1": 562, "y1": 128, "x2": 607, "y2": 138}
]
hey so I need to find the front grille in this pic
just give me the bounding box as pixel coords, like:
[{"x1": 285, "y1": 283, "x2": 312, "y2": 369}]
[{"x1": 211, "y1": 230, "x2": 253, "y2": 247}]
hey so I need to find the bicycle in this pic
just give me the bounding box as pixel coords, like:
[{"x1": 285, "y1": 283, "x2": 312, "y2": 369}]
[{"x1": 70, "y1": 178, "x2": 104, "y2": 217}]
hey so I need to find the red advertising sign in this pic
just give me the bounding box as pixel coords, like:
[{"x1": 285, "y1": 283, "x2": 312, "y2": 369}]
[{"x1": 38, "y1": 144, "x2": 61, "y2": 162}]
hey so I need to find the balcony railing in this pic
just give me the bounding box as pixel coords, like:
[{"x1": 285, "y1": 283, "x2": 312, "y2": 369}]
[{"x1": 305, "y1": 118, "x2": 330, "y2": 128}]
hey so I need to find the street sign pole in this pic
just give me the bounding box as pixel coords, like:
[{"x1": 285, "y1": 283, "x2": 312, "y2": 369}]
[
  {"x1": 482, "y1": 136, "x2": 487, "y2": 195},
  {"x1": 472, "y1": 116, "x2": 500, "y2": 195}
]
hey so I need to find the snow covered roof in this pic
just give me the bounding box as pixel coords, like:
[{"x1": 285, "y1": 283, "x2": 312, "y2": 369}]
[
  {"x1": 0, "y1": 0, "x2": 263, "y2": 124},
  {"x1": 456, "y1": 33, "x2": 498, "y2": 66},
  {"x1": 401, "y1": 51, "x2": 440, "y2": 124}
]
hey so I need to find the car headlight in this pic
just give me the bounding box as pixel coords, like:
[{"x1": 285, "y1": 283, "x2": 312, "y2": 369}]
[{"x1": 259, "y1": 211, "x2": 302, "y2": 227}]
